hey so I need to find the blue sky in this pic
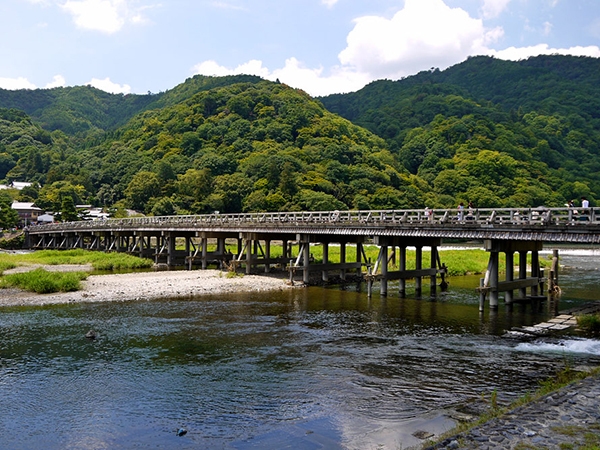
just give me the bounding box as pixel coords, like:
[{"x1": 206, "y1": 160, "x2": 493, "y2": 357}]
[{"x1": 1, "y1": 0, "x2": 599, "y2": 96}]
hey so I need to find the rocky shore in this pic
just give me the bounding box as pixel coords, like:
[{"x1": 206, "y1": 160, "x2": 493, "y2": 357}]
[
  {"x1": 0, "y1": 267, "x2": 292, "y2": 307},
  {"x1": 428, "y1": 370, "x2": 600, "y2": 449}
]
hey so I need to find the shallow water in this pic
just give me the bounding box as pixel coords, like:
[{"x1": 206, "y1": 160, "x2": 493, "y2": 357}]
[{"x1": 0, "y1": 250, "x2": 599, "y2": 449}]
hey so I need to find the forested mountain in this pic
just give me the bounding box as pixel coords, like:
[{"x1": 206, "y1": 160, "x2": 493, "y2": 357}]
[
  {"x1": 320, "y1": 55, "x2": 600, "y2": 207},
  {"x1": 0, "y1": 55, "x2": 599, "y2": 218}
]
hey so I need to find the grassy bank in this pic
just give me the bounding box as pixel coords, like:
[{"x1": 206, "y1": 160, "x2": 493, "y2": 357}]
[
  {"x1": 0, "y1": 268, "x2": 88, "y2": 294},
  {"x1": 0, "y1": 249, "x2": 154, "y2": 272},
  {"x1": 0, "y1": 249, "x2": 153, "y2": 294}
]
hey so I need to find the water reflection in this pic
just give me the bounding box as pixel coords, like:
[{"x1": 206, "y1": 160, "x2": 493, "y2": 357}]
[{"x1": 0, "y1": 252, "x2": 599, "y2": 449}]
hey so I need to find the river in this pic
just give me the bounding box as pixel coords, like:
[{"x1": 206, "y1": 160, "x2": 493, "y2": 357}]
[{"x1": 1, "y1": 249, "x2": 599, "y2": 449}]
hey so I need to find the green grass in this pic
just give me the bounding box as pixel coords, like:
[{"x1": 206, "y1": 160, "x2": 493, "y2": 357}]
[
  {"x1": 577, "y1": 314, "x2": 600, "y2": 336},
  {"x1": 0, "y1": 261, "x2": 17, "y2": 275},
  {"x1": 0, "y1": 249, "x2": 153, "y2": 271},
  {"x1": 0, "y1": 268, "x2": 88, "y2": 293}
]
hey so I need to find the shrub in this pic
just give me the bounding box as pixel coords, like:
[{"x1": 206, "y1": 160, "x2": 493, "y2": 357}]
[{"x1": 0, "y1": 268, "x2": 88, "y2": 294}]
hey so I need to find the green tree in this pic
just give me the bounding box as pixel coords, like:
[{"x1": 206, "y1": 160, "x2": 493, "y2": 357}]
[
  {"x1": 124, "y1": 171, "x2": 161, "y2": 211},
  {"x1": 58, "y1": 195, "x2": 79, "y2": 222},
  {"x1": 0, "y1": 193, "x2": 19, "y2": 230}
]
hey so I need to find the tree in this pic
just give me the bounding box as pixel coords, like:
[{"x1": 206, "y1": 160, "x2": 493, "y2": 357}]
[
  {"x1": 124, "y1": 171, "x2": 161, "y2": 211},
  {"x1": 58, "y1": 195, "x2": 79, "y2": 222},
  {"x1": 0, "y1": 193, "x2": 19, "y2": 230},
  {"x1": 151, "y1": 197, "x2": 176, "y2": 216}
]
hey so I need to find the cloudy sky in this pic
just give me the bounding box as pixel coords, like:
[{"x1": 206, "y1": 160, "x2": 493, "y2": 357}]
[{"x1": 1, "y1": 0, "x2": 599, "y2": 96}]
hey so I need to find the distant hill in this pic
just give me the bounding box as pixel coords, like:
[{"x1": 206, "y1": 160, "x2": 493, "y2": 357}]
[
  {"x1": 320, "y1": 55, "x2": 600, "y2": 207},
  {"x1": 0, "y1": 74, "x2": 263, "y2": 134},
  {"x1": 1, "y1": 55, "x2": 599, "y2": 217}
]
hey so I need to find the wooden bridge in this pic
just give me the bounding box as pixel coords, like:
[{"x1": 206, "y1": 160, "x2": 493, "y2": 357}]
[{"x1": 25, "y1": 207, "x2": 600, "y2": 309}]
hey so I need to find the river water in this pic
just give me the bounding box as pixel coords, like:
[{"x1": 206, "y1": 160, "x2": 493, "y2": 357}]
[{"x1": 1, "y1": 250, "x2": 600, "y2": 449}]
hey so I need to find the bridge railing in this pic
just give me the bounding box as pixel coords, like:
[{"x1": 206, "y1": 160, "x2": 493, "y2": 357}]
[{"x1": 27, "y1": 207, "x2": 599, "y2": 233}]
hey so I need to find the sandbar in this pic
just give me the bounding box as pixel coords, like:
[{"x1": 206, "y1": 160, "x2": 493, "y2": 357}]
[{"x1": 0, "y1": 267, "x2": 292, "y2": 307}]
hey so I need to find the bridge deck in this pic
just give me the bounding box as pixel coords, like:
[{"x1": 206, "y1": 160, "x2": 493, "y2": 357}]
[{"x1": 27, "y1": 207, "x2": 600, "y2": 243}]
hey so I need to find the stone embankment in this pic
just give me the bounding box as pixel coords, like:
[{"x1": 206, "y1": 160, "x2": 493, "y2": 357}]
[{"x1": 428, "y1": 371, "x2": 600, "y2": 449}]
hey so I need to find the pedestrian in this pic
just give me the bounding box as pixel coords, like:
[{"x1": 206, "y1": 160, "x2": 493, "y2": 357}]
[
  {"x1": 581, "y1": 197, "x2": 590, "y2": 221},
  {"x1": 467, "y1": 201, "x2": 475, "y2": 220},
  {"x1": 457, "y1": 202, "x2": 464, "y2": 221}
]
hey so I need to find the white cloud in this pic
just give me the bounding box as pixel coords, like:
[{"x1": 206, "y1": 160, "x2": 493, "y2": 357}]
[
  {"x1": 338, "y1": 0, "x2": 498, "y2": 80},
  {"x1": 0, "y1": 75, "x2": 67, "y2": 90},
  {"x1": 60, "y1": 0, "x2": 153, "y2": 33},
  {"x1": 481, "y1": 0, "x2": 511, "y2": 19},
  {"x1": 61, "y1": 0, "x2": 125, "y2": 33},
  {"x1": 321, "y1": 0, "x2": 339, "y2": 8},
  {"x1": 87, "y1": 77, "x2": 131, "y2": 93},
  {"x1": 0, "y1": 77, "x2": 37, "y2": 90},
  {"x1": 45, "y1": 75, "x2": 67, "y2": 88}
]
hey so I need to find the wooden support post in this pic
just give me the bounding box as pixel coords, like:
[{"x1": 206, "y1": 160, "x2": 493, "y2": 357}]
[
  {"x1": 186, "y1": 237, "x2": 192, "y2": 270},
  {"x1": 282, "y1": 240, "x2": 288, "y2": 259},
  {"x1": 399, "y1": 246, "x2": 406, "y2": 298},
  {"x1": 430, "y1": 246, "x2": 438, "y2": 294},
  {"x1": 531, "y1": 250, "x2": 539, "y2": 297},
  {"x1": 380, "y1": 245, "x2": 388, "y2": 297},
  {"x1": 519, "y1": 250, "x2": 527, "y2": 299},
  {"x1": 415, "y1": 246, "x2": 423, "y2": 296},
  {"x1": 505, "y1": 251, "x2": 514, "y2": 304},
  {"x1": 201, "y1": 235, "x2": 208, "y2": 270},
  {"x1": 167, "y1": 233, "x2": 176, "y2": 267},
  {"x1": 489, "y1": 251, "x2": 499, "y2": 309},
  {"x1": 322, "y1": 242, "x2": 329, "y2": 282},
  {"x1": 246, "y1": 238, "x2": 252, "y2": 275},
  {"x1": 265, "y1": 240, "x2": 271, "y2": 273},
  {"x1": 237, "y1": 238, "x2": 243, "y2": 258},
  {"x1": 303, "y1": 242, "x2": 310, "y2": 284},
  {"x1": 356, "y1": 243, "x2": 362, "y2": 275},
  {"x1": 340, "y1": 242, "x2": 347, "y2": 281}
]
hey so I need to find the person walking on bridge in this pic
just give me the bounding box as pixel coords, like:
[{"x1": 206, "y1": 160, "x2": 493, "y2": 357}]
[{"x1": 581, "y1": 197, "x2": 590, "y2": 221}]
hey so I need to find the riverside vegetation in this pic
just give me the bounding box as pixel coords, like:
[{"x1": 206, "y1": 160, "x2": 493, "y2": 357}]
[{"x1": 0, "y1": 249, "x2": 153, "y2": 293}]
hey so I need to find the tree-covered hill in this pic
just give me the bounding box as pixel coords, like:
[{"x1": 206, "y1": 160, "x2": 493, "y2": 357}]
[
  {"x1": 320, "y1": 55, "x2": 600, "y2": 207},
  {"x1": 0, "y1": 74, "x2": 263, "y2": 135},
  {"x1": 1, "y1": 55, "x2": 599, "y2": 218}
]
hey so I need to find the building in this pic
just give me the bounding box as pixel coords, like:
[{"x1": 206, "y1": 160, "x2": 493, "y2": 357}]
[{"x1": 11, "y1": 202, "x2": 42, "y2": 226}]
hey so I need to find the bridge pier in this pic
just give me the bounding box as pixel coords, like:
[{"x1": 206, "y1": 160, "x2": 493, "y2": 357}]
[
  {"x1": 370, "y1": 237, "x2": 446, "y2": 298},
  {"x1": 479, "y1": 240, "x2": 545, "y2": 311}
]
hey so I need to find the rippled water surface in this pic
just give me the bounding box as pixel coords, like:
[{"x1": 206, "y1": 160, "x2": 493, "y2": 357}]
[{"x1": 1, "y1": 250, "x2": 600, "y2": 449}]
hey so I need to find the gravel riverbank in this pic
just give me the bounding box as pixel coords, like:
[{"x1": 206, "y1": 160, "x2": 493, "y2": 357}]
[{"x1": 0, "y1": 268, "x2": 292, "y2": 307}]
